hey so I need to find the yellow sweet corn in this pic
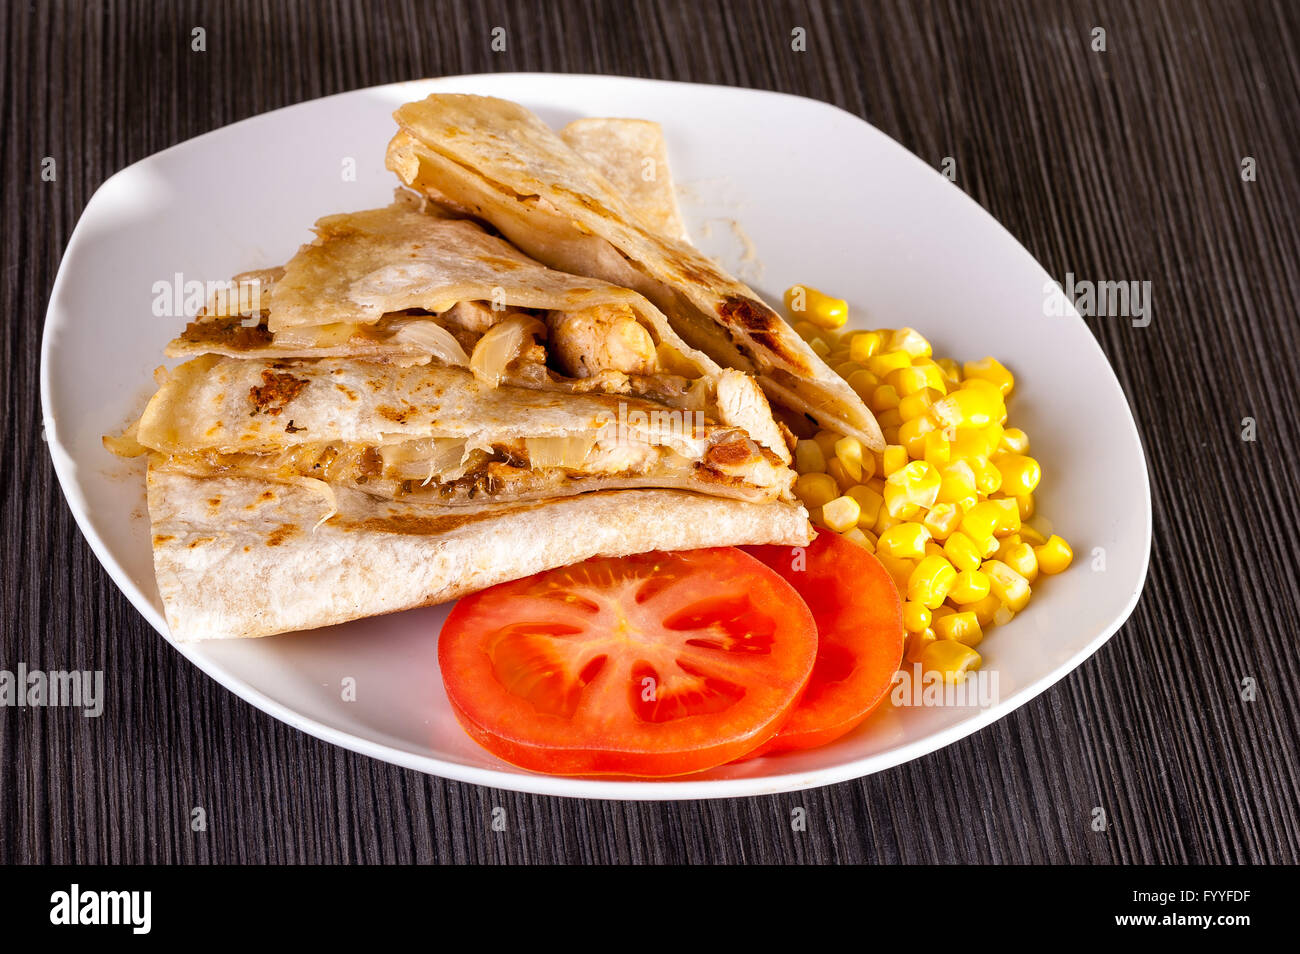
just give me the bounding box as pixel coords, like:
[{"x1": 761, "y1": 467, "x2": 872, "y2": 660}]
[
  {"x1": 794, "y1": 439, "x2": 826, "y2": 474},
  {"x1": 982, "y1": 559, "x2": 1032, "y2": 612},
  {"x1": 876, "y1": 552, "x2": 918, "y2": 591},
  {"x1": 943, "y1": 531, "x2": 983, "y2": 572},
  {"x1": 869, "y1": 384, "x2": 901, "y2": 412},
  {"x1": 1013, "y1": 492, "x2": 1035, "y2": 520},
  {"x1": 1000, "y1": 427, "x2": 1030, "y2": 455},
  {"x1": 948, "y1": 568, "x2": 992, "y2": 604},
  {"x1": 795, "y1": 472, "x2": 839, "y2": 509},
  {"x1": 878, "y1": 522, "x2": 931, "y2": 559},
  {"x1": 919, "y1": 640, "x2": 981, "y2": 683},
  {"x1": 882, "y1": 444, "x2": 909, "y2": 476},
  {"x1": 898, "y1": 390, "x2": 938, "y2": 422},
  {"x1": 833, "y1": 360, "x2": 861, "y2": 380},
  {"x1": 826, "y1": 458, "x2": 856, "y2": 492},
  {"x1": 873, "y1": 506, "x2": 908, "y2": 535},
  {"x1": 822, "y1": 495, "x2": 861, "y2": 533},
  {"x1": 937, "y1": 460, "x2": 977, "y2": 504},
  {"x1": 785, "y1": 284, "x2": 848, "y2": 329},
  {"x1": 934, "y1": 611, "x2": 984, "y2": 647},
  {"x1": 809, "y1": 338, "x2": 830, "y2": 357},
  {"x1": 846, "y1": 485, "x2": 884, "y2": 527},
  {"x1": 847, "y1": 368, "x2": 880, "y2": 399},
  {"x1": 908, "y1": 554, "x2": 958, "y2": 608},
  {"x1": 922, "y1": 430, "x2": 951, "y2": 467},
  {"x1": 884, "y1": 461, "x2": 941, "y2": 516},
  {"x1": 849, "y1": 331, "x2": 883, "y2": 362},
  {"x1": 866, "y1": 349, "x2": 914, "y2": 379},
  {"x1": 905, "y1": 626, "x2": 938, "y2": 664},
  {"x1": 962, "y1": 356, "x2": 1014, "y2": 395},
  {"x1": 994, "y1": 454, "x2": 1041, "y2": 496},
  {"x1": 1035, "y1": 535, "x2": 1074, "y2": 574},
  {"x1": 960, "y1": 499, "x2": 1020, "y2": 540},
  {"x1": 969, "y1": 592, "x2": 1003, "y2": 627},
  {"x1": 1019, "y1": 524, "x2": 1047, "y2": 546},
  {"x1": 832, "y1": 436, "x2": 866, "y2": 482},
  {"x1": 921, "y1": 502, "x2": 962, "y2": 541},
  {"x1": 902, "y1": 601, "x2": 932, "y2": 633},
  {"x1": 928, "y1": 386, "x2": 1004, "y2": 429},
  {"x1": 813, "y1": 429, "x2": 840, "y2": 459},
  {"x1": 1002, "y1": 541, "x2": 1039, "y2": 583},
  {"x1": 876, "y1": 407, "x2": 904, "y2": 429},
  {"x1": 970, "y1": 456, "x2": 1004, "y2": 495},
  {"x1": 887, "y1": 327, "x2": 932, "y2": 359},
  {"x1": 898, "y1": 415, "x2": 936, "y2": 457},
  {"x1": 934, "y1": 357, "x2": 962, "y2": 389}
]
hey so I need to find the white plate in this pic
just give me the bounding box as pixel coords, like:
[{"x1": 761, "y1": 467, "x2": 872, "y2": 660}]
[{"x1": 42, "y1": 74, "x2": 1152, "y2": 799}]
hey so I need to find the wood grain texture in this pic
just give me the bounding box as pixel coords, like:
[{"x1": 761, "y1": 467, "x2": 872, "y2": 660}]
[{"x1": 3, "y1": 0, "x2": 1298, "y2": 864}]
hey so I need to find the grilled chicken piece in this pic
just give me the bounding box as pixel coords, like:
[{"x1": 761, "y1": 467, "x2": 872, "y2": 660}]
[{"x1": 548, "y1": 305, "x2": 657, "y2": 378}]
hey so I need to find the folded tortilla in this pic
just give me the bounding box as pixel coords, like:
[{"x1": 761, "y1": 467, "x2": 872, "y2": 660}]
[
  {"x1": 167, "y1": 194, "x2": 789, "y2": 461},
  {"x1": 386, "y1": 94, "x2": 883, "y2": 449},
  {"x1": 148, "y1": 464, "x2": 810, "y2": 640},
  {"x1": 133, "y1": 355, "x2": 793, "y2": 506},
  {"x1": 559, "y1": 118, "x2": 688, "y2": 242}
]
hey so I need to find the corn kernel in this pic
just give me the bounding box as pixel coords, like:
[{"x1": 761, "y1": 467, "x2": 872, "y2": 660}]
[
  {"x1": 1019, "y1": 524, "x2": 1047, "y2": 546},
  {"x1": 813, "y1": 430, "x2": 841, "y2": 459},
  {"x1": 908, "y1": 554, "x2": 958, "y2": 609},
  {"x1": 873, "y1": 506, "x2": 907, "y2": 535},
  {"x1": 884, "y1": 460, "x2": 941, "y2": 515},
  {"x1": 847, "y1": 368, "x2": 880, "y2": 398},
  {"x1": 970, "y1": 592, "x2": 1002, "y2": 627},
  {"x1": 826, "y1": 458, "x2": 855, "y2": 492},
  {"x1": 795, "y1": 472, "x2": 839, "y2": 509},
  {"x1": 784, "y1": 284, "x2": 848, "y2": 329},
  {"x1": 937, "y1": 460, "x2": 977, "y2": 503},
  {"x1": 903, "y1": 601, "x2": 932, "y2": 633},
  {"x1": 994, "y1": 454, "x2": 1041, "y2": 496},
  {"x1": 809, "y1": 338, "x2": 830, "y2": 357},
  {"x1": 992, "y1": 603, "x2": 1016, "y2": 627},
  {"x1": 840, "y1": 527, "x2": 874, "y2": 551},
  {"x1": 962, "y1": 356, "x2": 1014, "y2": 395},
  {"x1": 869, "y1": 384, "x2": 901, "y2": 412},
  {"x1": 832, "y1": 436, "x2": 866, "y2": 481},
  {"x1": 882, "y1": 445, "x2": 909, "y2": 476},
  {"x1": 1013, "y1": 493, "x2": 1035, "y2": 520},
  {"x1": 866, "y1": 349, "x2": 913, "y2": 378},
  {"x1": 921, "y1": 502, "x2": 962, "y2": 541},
  {"x1": 982, "y1": 560, "x2": 1032, "y2": 612},
  {"x1": 931, "y1": 604, "x2": 956, "y2": 621},
  {"x1": 919, "y1": 640, "x2": 981, "y2": 683},
  {"x1": 960, "y1": 499, "x2": 1019, "y2": 540},
  {"x1": 922, "y1": 430, "x2": 950, "y2": 467},
  {"x1": 823, "y1": 495, "x2": 861, "y2": 533},
  {"x1": 1002, "y1": 541, "x2": 1039, "y2": 583},
  {"x1": 905, "y1": 627, "x2": 937, "y2": 664},
  {"x1": 1000, "y1": 427, "x2": 1030, "y2": 455},
  {"x1": 898, "y1": 415, "x2": 936, "y2": 457},
  {"x1": 928, "y1": 386, "x2": 1003, "y2": 429},
  {"x1": 882, "y1": 425, "x2": 900, "y2": 445},
  {"x1": 876, "y1": 407, "x2": 904, "y2": 429},
  {"x1": 794, "y1": 439, "x2": 826, "y2": 474},
  {"x1": 878, "y1": 522, "x2": 931, "y2": 559},
  {"x1": 833, "y1": 360, "x2": 861, "y2": 379},
  {"x1": 971, "y1": 457, "x2": 1003, "y2": 494},
  {"x1": 792, "y1": 320, "x2": 821, "y2": 340},
  {"x1": 846, "y1": 485, "x2": 884, "y2": 527},
  {"x1": 887, "y1": 327, "x2": 932, "y2": 359},
  {"x1": 887, "y1": 365, "x2": 942, "y2": 397},
  {"x1": 849, "y1": 331, "x2": 883, "y2": 363},
  {"x1": 934, "y1": 611, "x2": 983, "y2": 647},
  {"x1": 948, "y1": 568, "x2": 992, "y2": 604},
  {"x1": 898, "y1": 390, "x2": 938, "y2": 422},
  {"x1": 943, "y1": 531, "x2": 983, "y2": 572},
  {"x1": 935, "y1": 357, "x2": 962, "y2": 388},
  {"x1": 1035, "y1": 535, "x2": 1073, "y2": 574}
]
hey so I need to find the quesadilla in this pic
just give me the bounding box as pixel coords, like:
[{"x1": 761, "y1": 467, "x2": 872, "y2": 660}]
[
  {"x1": 128, "y1": 355, "x2": 794, "y2": 508},
  {"x1": 385, "y1": 94, "x2": 883, "y2": 450},
  {"x1": 168, "y1": 193, "x2": 790, "y2": 462},
  {"x1": 558, "y1": 118, "x2": 689, "y2": 242},
  {"x1": 147, "y1": 466, "x2": 810, "y2": 640}
]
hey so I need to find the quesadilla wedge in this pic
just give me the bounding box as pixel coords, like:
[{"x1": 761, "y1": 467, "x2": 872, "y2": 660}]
[
  {"x1": 147, "y1": 465, "x2": 810, "y2": 640},
  {"x1": 121, "y1": 355, "x2": 796, "y2": 509},
  {"x1": 167, "y1": 193, "x2": 790, "y2": 462},
  {"x1": 385, "y1": 94, "x2": 883, "y2": 450}
]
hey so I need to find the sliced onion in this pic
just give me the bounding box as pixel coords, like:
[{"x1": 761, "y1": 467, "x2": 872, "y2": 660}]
[
  {"x1": 523, "y1": 435, "x2": 597, "y2": 469},
  {"x1": 390, "y1": 320, "x2": 470, "y2": 367},
  {"x1": 379, "y1": 438, "x2": 469, "y2": 482},
  {"x1": 469, "y1": 315, "x2": 545, "y2": 387},
  {"x1": 272, "y1": 323, "x2": 361, "y2": 348}
]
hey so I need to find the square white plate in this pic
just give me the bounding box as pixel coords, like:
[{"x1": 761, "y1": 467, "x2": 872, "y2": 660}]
[{"x1": 41, "y1": 74, "x2": 1151, "y2": 799}]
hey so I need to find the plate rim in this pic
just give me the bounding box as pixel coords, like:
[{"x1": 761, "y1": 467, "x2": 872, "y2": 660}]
[{"x1": 40, "y1": 72, "x2": 1153, "y2": 800}]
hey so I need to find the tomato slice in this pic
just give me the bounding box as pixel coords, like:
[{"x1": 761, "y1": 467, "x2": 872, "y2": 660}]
[
  {"x1": 438, "y1": 548, "x2": 818, "y2": 777},
  {"x1": 740, "y1": 531, "x2": 905, "y2": 756}
]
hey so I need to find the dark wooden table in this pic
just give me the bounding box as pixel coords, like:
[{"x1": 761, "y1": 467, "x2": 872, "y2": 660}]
[{"x1": 4, "y1": 0, "x2": 1298, "y2": 864}]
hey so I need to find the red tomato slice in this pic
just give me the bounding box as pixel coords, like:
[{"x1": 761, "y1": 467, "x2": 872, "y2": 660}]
[
  {"x1": 438, "y1": 548, "x2": 818, "y2": 777},
  {"x1": 740, "y1": 531, "x2": 905, "y2": 756}
]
